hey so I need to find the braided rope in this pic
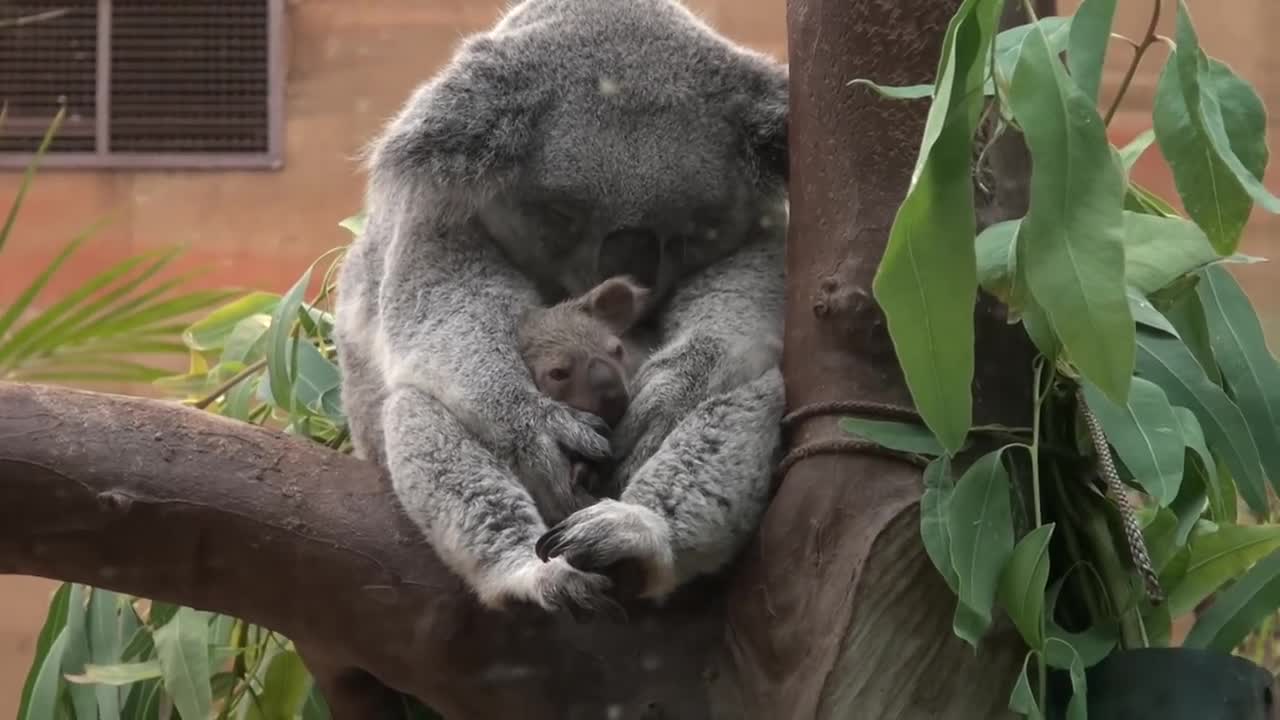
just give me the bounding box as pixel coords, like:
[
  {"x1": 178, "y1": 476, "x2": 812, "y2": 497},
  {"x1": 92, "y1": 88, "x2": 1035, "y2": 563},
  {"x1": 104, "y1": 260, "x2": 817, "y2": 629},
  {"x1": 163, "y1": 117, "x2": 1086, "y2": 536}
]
[{"x1": 1076, "y1": 388, "x2": 1164, "y2": 604}]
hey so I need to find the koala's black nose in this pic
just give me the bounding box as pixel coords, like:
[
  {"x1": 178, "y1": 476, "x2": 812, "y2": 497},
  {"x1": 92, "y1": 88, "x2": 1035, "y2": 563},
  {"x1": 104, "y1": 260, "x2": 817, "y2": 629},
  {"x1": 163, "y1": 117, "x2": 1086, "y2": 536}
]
[
  {"x1": 600, "y1": 227, "x2": 659, "y2": 287},
  {"x1": 587, "y1": 357, "x2": 629, "y2": 428}
]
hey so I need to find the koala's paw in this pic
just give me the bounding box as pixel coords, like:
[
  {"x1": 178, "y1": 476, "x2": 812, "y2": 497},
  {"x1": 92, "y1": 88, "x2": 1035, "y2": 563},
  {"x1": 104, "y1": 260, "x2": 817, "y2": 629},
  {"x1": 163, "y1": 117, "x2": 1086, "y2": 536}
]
[
  {"x1": 535, "y1": 500, "x2": 677, "y2": 600},
  {"x1": 483, "y1": 557, "x2": 624, "y2": 623},
  {"x1": 513, "y1": 397, "x2": 612, "y2": 523}
]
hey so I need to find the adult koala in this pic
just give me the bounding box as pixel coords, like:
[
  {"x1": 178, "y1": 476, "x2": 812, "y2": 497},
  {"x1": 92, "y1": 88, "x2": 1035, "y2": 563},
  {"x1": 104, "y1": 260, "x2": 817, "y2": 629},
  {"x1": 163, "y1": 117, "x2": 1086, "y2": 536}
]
[{"x1": 335, "y1": 0, "x2": 787, "y2": 615}]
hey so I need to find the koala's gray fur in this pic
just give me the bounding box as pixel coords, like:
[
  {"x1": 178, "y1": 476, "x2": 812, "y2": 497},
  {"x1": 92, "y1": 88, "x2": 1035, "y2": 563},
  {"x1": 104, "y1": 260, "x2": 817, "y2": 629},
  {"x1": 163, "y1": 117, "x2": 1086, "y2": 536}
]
[{"x1": 334, "y1": 0, "x2": 787, "y2": 615}]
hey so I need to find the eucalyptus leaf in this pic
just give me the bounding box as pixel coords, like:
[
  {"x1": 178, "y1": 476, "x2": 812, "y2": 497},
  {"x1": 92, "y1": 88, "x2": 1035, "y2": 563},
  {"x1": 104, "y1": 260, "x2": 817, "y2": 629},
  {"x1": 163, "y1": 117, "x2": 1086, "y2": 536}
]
[
  {"x1": 18, "y1": 583, "x2": 71, "y2": 716},
  {"x1": 847, "y1": 79, "x2": 934, "y2": 100},
  {"x1": 1128, "y1": 288, "x2": 1178, "y2": 338},
  {"x1": 267, "y1": 270, "x2": 312, "y2": 411},
  {"x1": 257, "y1": 650, "x2": 313, "y2": 720},
  {"x1": 1185, "y1": 547, "x2": 1280, "y2": 652},
  {"x1": 1154, "y1": 5, "x2": 1272, "y2": 252},
  {"x1": 65, "y1": 661, "x2": 164, "y2": 686},
  {"x1": 1082, "y1": 377, "x2": 1184, "y2": 505},
  {"x1": 948, "y1": 449, "x2": 1016, "y2": 647},
  {"x1": 1121, "y1": 212, "x2": 1219, "y2": 295},
  {"x1": 63, "y1": 584, "x2": 97, "y2": 720},
  {"x1": 1009, "y1": 21, "x2": 1134, "y2": 404},
  {"x1": 1161, "y1": 290, "x2": 1222, "y2": 384},
  {"x1": 1008, "y1": 652, "x2": 1045, "y2": 720},
  {"x1": 1044, "y1": 638, "x2": 1088, "y2": 720},
  {"x1": 998, "y1": 524, "x2": 1054, "y2": 649},
  {"x1": 1065, "y1": 0, "x2": 1116, "y2": 104},
  {"x1": 183, "y1": 292, "x2": 280, "y2": 352},
  {"x1": 88, "y1": 589, "x2": 124, "y2": 719},
  {"x1": 18, "y1": 628, "x2": 69, "y2": 720},
  {"x1": 338, "y1": 211, "x2": 366, "y2": 237},
  {"x1": 1134, "y1": 328, "x2": 1267, "y2": 513},
  {"x1": 153, "y1": 607, "x2": 213, "y2": 720},
  {"x1": 993, "y1": 16, "x2": 1072, "y2": 89},
  {"x1": 1196, "y1": 265, "x2": 1280, "y2": 496},
  {"x1": 922, "y1": 457, "x2": 959, "y2": 593},
  {"x1": 1166, "y1": 523, "x2": 1280, "y2": 617},
  {"x1": 872, "y1": 0, "x2": 1004, "y2": 453},
  {"x1": 1118, "y1": 129, "x2": 1156, "y2": 172},
  {"x1": 839, "y1": 418, "x2": 947, "y2": 457}
]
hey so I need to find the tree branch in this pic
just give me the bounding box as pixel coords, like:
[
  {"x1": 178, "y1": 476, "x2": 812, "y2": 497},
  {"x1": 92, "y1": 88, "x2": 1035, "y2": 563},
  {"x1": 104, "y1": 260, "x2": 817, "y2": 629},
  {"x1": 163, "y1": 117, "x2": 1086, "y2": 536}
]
[{"x1": 0, "y1": 381, "x2": 731, "y2": 719}]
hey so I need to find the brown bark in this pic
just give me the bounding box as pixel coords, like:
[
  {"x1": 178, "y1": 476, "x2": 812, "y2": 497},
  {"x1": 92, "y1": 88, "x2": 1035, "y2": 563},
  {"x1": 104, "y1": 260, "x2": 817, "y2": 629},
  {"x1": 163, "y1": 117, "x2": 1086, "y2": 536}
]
[{"x1": 721, "y1": 1, "x2": 1047, "y2": 718}]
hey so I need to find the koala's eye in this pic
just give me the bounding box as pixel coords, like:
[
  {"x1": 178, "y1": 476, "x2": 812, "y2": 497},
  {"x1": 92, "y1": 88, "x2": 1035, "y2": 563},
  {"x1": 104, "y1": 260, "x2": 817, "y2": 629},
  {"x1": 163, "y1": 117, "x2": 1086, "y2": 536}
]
[{"x1": 548, "y1": 367, "x2": 571, "y2": 382}]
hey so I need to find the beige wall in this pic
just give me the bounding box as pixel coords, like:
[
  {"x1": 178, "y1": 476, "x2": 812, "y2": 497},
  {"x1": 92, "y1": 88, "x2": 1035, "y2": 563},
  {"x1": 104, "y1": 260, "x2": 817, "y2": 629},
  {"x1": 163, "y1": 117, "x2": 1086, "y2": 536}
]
[{"x1": 1, "y1": 0, "x2": 1277, "y2": 711}]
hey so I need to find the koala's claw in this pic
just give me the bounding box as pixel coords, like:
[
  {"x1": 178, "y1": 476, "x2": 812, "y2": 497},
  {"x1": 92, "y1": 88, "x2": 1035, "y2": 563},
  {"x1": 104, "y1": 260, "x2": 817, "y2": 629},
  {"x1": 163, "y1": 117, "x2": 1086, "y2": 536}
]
[
  {"x1": 544, "y1": 400, "x2": 612, "y2": 461},
  {"x1": 535, "y1": 500, "x2": 677, "y2": 599}
]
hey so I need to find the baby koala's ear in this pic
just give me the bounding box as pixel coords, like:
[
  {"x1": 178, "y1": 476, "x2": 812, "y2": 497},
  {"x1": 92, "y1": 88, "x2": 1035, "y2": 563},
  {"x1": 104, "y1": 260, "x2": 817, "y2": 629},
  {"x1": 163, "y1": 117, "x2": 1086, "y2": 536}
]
[{"x1": 582, "y1": 276, "x2": 651, "y2": 334}]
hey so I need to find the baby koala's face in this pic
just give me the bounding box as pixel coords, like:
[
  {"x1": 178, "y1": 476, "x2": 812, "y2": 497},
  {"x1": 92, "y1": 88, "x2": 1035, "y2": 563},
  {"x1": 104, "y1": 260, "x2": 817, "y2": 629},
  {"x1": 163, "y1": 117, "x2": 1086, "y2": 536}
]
[{"x1": 518, "y1": 276, "x2": 650, "y2": 429}]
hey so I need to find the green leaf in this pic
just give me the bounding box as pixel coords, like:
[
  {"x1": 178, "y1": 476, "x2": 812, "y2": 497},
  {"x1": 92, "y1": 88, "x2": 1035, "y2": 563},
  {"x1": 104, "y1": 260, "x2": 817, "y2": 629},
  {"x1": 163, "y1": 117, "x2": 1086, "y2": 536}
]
[
  {"x1": 1008, "y1": 652, "x2": 1045, "y2": 720},
  {"x1": 847, "y1": 79, "x2": 934, "y2": 100},
  {"x1": 1009, "y1": 22, "x2": 1134, "y2": 404},
  {"x1": 1166, "y1": 523, "x2": 1280, "y2": 617},
  {"x1": 153, "y1": 607, "x2": 213, "y2": 720},
  {"x1": 976, "y1": 219, "x2": 1019, "y2": 302},
  {"x1": 1175, "y1": 407, "x2": 1229, "y2": 524},
  {"x1": 65, "y1": 661, "x2": 164, "y2": 686},
  {"x1": 1044, "y1": 638, "x2": 1088, "y2": 720},
  {"x1": 257, "y1": 650, "x2": 312, "y2": 720},
  {"x1": 1066, "y1": 0, "x2": 1117, "y2": 104},
  {"x1": 1172, "y1": 3, "x2": 1277, "y2": 213},
  {"x1": 1185, "y1": 547, "x2": 1280, "y2": 652},
  {"x1": 292, "y1": 340, "x2": 343, "y2": 415},
  {"x1": 839, "y1": 418, "x2": 948, "y2": 457},
  {"x1": 872, "y1": 0, "x2": 1004, "y2": 453},
  {"x1": 221, "y1": 314, "x2": 273, "y2": 366},
  {"x1": 948, "y1": 449, "x2": 1016, "y2": 647},
  {"x1": 1154, "y1": 4, "x2": 1273, "y2": 253},
  {"x1": 1118, "y1": 129, "x2": 1156, "y2": 172},
  {"x1": 19, "y1": 628, "x2": 69, "y2": 720},
  {"x1": 1196, "y1": 265, "x2": 1280, "y2": 497},
  {"x1": 1135, "y1": 329, "x2": 1267, "y2": 514},
  {"x1": 1121, "y1": 212, "x2": 1220, "y2": 295},
  {"x1": 183, "y1": 292, "x2": 280, "y2": 352},
  {"x1": 338, "y1": 211, "x2": 366, "y2": 237},
  {"x1": 88, "y1": 590, "x2": 124, "y2": 720},
  {"x1": 921, "y1": 457, "x2": 959, "y2": 593},
  {"x1": 267, "y1": 269, "x2": 312, "y2": 411},
  {"x1": 302, "y1": 686, "x2": 332, "y2": 720},
  {"x1": 63, "y1": 584, "x2": 97, "y2": 720},
  {"x1": 1125, "y1": 180, "x2": 1182, "y2": 218},
  {"x1": 0, "y1": 234, "x2": 89, "y2": 345},
  {"x1": 1128, "y1": 289, "x2": 1179, "y2": 337},
  {"x1": 993, "y1": 16, "x2": 1073, "y2": 89},
  {"x1": 1082, "y1": 376, "x2": 1184, "y2": 505},
  {"x1": 998, "y1": 524, "x2": 1055, "y2": 649},
  {"x1": 18, "y1": 583, "x2": 71, "y2": 716},
  {"x1": 1162, "y1": 290, "x2": 1222, "y2": 384}
]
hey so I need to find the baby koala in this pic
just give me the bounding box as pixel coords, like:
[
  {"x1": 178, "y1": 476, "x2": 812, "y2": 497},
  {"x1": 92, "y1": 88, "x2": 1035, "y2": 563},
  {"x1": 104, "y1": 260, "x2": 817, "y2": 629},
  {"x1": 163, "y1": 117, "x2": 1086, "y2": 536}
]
[{"x1": 517, "y1": 275, "x2": 651, "y2": 525}]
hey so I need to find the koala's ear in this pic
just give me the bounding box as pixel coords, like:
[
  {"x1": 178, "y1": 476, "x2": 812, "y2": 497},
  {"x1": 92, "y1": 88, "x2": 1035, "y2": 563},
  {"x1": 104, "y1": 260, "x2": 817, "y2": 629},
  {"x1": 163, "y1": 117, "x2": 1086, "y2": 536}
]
[
  {"x1": 735, "y1": 60, "x2": 789, "y2": 187},
  {"x1": 366, "y1": 36, "x2": 546, "y2": 214},
  {"x1": 582, "y1": 276, "x2": 651, "y2": 334}
]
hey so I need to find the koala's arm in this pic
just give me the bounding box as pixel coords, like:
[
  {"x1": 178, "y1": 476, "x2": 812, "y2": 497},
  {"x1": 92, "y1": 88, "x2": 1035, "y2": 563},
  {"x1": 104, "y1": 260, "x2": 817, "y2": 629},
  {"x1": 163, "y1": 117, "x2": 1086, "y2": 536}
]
[
  {"x1": 370, "y1": 212, "x2": 615, "y2": 611},
  {"x1": 538, "y1": 239, "x2": 785, "y2": 597}
]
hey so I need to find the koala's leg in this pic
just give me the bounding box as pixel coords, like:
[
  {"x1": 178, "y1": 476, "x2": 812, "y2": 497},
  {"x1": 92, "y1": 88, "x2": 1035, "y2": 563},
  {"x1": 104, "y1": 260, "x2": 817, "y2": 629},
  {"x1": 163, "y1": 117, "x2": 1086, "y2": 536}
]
[
  {"x1": 537, "y1": 239, "x2": 785, "y2": 598},
  {"x1": 383, "y1": 386, "x2": 621, "y2": 614}
]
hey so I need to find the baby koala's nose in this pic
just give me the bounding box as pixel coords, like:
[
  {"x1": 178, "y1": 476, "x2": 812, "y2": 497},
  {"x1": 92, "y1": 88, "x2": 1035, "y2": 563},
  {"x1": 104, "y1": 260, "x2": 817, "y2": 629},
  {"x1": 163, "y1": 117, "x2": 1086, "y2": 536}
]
[{"x1": 587, "y1": 357, "x2": 629, "y2": 428}]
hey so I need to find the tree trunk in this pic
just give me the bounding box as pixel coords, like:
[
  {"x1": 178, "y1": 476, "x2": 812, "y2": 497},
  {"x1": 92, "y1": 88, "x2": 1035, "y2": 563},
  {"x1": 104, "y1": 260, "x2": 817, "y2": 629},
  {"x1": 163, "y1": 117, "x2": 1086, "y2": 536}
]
[{"x1": 722, "y1": 1, "x2": 1048, "y2": 718}]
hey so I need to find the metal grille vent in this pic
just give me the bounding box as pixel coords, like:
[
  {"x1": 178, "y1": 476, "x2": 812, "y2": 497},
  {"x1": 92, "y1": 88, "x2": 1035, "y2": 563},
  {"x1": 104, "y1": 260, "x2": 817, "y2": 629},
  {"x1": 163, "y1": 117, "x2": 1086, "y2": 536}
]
[
  {"x1": 0, "y1": 0, "x2": 282, "y2": 169},
  {"x1": 110, "y1": 1, "x2": 270, "y2": 153},
  {"x1": 0, "y1": 3, "x2": 98, "y2": 153}
]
